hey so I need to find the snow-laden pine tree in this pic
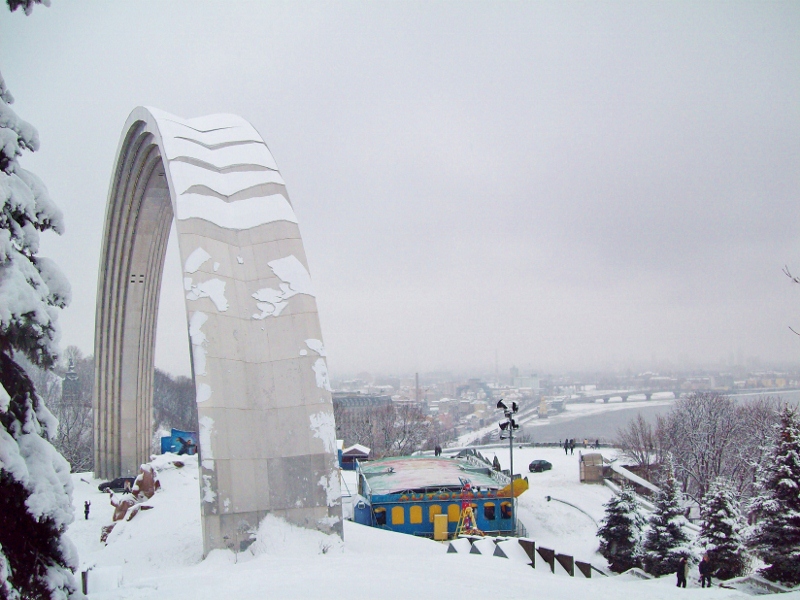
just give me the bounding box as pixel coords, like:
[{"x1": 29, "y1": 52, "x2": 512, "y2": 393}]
[
  {"x1": 6, "y1": 0, "x2": 49, "y2": 16},
  {"x1": 748, "y1": 405, "x2": 800, "y2": 587},
  {"x1": 598, "y1": 487, "x2": 647, "y2": 573},
  {"x1": 698, "y1": 478, "x2": 749, "y2": 580},
  {"x1": 641, "y1": 459, "x2": 693, "y2": 576},
  {"x1": 0, "y1": 66, "x2": 80, "y2": 599}
]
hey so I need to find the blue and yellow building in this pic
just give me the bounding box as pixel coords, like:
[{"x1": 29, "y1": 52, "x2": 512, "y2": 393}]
[{"x1": 353, "y1": 455, "x2": 524, "y2": 538}]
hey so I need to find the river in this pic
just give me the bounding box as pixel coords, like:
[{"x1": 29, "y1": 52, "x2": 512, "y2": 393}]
[{"x1": 521, "y1": 390, "x2": 800, "y2": 444}]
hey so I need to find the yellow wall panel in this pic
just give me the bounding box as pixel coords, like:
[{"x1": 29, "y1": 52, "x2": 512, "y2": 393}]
[
  {"x1": 429, "y1": 504, "x2": 442, "y2": 522},
  {"x1": 448, "y1": 503, "x2": 460, "y2": 522},
  {"x1": 410, "y1": 505, "x2": 422, "y2": 524}
]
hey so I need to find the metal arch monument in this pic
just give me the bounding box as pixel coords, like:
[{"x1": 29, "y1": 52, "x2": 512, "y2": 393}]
[{"x1": 92, "y1": 107, "x2": 342, "y2": 553}]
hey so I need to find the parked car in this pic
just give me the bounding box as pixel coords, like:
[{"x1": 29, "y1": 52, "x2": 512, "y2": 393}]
[
  {"x1": 528, "y1": 460, "x2": 552, "y2": 473},
  {"x1": 98, "y1": 477, "x2": 136, "y2": 493}
]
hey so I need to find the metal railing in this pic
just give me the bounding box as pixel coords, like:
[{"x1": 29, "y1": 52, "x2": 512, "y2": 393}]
[{"x1": 459, "y1": 452, "x2": 511, "y2": 486}]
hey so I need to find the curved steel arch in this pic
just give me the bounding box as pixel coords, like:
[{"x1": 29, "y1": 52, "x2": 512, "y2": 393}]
[{"x1": 93, "y1": 107, "x2": 342, "y2": 552}]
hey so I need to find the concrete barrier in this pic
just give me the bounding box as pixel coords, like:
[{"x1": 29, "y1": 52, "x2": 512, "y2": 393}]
[
  {"x1": 518, "y1": 539, "x2": 536, "y2": 567},
  {"x1": 445, "y1": 535, "x2": 606, "y2": 580},
  {"x1": 495, "y1": 540, "x2": 533, "y2": 565},
  {"x1": 555, "y1": 553, "x2": 575, "y2": 577},
  {"x1": 537, "y1": 546, "x2": 555, "y2": 573},
  {"x1": 471, "y1": 538, "x2": 497, "y2": 555},
  {"x1": 575, "y1": 560, "x2": 592, "y2": 578},
  {"x1": 720, "y1": 574, "x2": 796, "y2": 594},
  {"x1": 446, "y1": 538, "x2": 472, "y2": 554}
]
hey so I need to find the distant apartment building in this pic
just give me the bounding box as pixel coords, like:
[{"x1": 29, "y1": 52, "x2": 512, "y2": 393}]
[
  {"x1": 331, "y1": 392, "x2": 392, "y2": 431},
  {"x1": 512, "y1": 374, "x2": 539, "y2": 393}
]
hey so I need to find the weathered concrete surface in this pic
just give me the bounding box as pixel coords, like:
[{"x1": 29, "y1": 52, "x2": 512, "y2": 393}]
[{"x1": 93, "y1": 107, "x2": 342, "y2": 553}]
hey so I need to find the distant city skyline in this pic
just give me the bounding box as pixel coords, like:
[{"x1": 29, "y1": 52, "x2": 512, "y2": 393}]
[
  {"x1": 2, "y1": 2, "x2": 799, "y2": 377},
  {"x1": 331, "y1": 360, "x2": 800, "y2": 389}
]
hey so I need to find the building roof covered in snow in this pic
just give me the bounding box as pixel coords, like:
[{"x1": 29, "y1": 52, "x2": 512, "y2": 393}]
[
  {"x1": 359, "y1": 456, "x2": 503, "y2": 495},
  {"x1": 342, "y1": 444, "x2": 371, "y2": 457}
]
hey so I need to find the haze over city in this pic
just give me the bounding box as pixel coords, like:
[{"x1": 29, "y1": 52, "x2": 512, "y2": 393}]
[{"x1": 2, "y1": 2, "x2": 799, "y2": 377}]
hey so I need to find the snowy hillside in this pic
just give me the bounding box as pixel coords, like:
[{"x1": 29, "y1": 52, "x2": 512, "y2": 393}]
[
  {"x1": 68, "y1": 451, "x2": 798, "y2": 599},
  {"x1": 479, "y1": 446, "x2": 619, "y2": 562}
]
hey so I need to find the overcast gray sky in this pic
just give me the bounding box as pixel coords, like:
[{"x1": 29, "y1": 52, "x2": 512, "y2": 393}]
[{"x1": 2, "y1": 1, "x2": 799, "y2": 377}]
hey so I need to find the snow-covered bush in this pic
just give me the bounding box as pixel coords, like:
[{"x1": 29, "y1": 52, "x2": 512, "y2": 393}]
[
  {"x1": 698, "y1": 478, "x2": 749, "y2": 580},
  {"x1": 597, "y1": 487, "x2": 646, "y2": 573},
  {"x1": 0, "y1": 62, "x2": 80, "y2": 600},
  {"x1": 747, "y1": 405, "x2": 800, "y2": 587},
  {"x1": 641, "y1": 458, "x2": 693, "y2": 576}
]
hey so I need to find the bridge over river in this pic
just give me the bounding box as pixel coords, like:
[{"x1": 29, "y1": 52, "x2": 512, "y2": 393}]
[
  {"x1": 566, "y1": 389, "x2": 681, "y2": 404},
  {"x1": 565, "y1": 386, "x2": 800, "y2": 405}
]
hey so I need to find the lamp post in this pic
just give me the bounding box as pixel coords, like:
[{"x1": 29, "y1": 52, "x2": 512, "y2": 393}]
[{"x1": 497, "y1": 398, "x2": 519, "y2": 535}]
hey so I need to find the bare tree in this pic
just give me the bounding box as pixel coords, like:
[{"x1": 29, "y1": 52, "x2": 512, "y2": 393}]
[
  {"x1": 658, "y1": 392, "x2": 743, "y2": 502},
  {"x1": 334, "y1": 401, "x2": 428, "y2": 458},
  {"x1": 374, "y1": 404, "x2": 400, "y2": 458},
  {"x1": 152, "y1": 368, "x2": 197, "y2": 433},
  {"x1": 421, "y1": 417, "x2": 455, "y2": 451},
  {"x1": 727, "y1": 396, "x2": 781, "y2": 499},
  {"x1": 16, "y1": 346, "x2": 94, "y2": 472},
  {"x1": 54, "y1": 348, "x2": 94, "y2": 472},
  {"x1": 390, "y1": 402, "x2": 429, "y2": 456},
  {"x1": 333, "y1": 405, "x2": 377, "y2": 451},
  {"x1": 655, "y1": 392, "x2": 780, "y2": 503},
  {"x1": 615, "y1": 413, "x2": 657, "y2": 476}
]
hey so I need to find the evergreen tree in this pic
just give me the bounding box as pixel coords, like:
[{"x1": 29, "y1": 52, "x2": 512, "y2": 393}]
[
  {"x1": 6, "y1": 0, "x2": 48, "y2": 16},
  {"x1": 698, "y1": 478, "x2": 749, "y2": 580},
  {"x1": 0, "y1": 61, "x2": 79, "y2": 600},
  {"x1": 598, "y1": 487, "x2": 647, "y2": 572},
  {"x1": 641, "y1": 459, "x2": 693, "y2": 576},
  {"x1": 748, "y1": 405, "x2": 800, "y2": 587}
]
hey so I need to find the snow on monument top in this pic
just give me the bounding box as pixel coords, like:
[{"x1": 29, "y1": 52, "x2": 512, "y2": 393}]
[{"x1": 124, "y1": 106, "x2": 297, "y2": 231}]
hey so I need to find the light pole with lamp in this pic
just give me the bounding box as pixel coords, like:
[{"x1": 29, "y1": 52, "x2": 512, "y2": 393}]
[{"x1": 496, "y1": 398, "x2": 519, "y2": 535}]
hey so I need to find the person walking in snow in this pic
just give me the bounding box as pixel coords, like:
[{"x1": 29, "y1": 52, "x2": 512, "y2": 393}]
[
  {"x1": 84, "y1": 501, "x2": 91, "y2": 520},
  {"x1": 699, "y1": 554, "x2": 712, "y2": 588},
  {"x1": 676, "y1": 556, "x2": 688, "y2": 588},
  {"x1": 569, "y1": 439, "x2": 575, "y2": 455},
  {"x1": 563, "y1": 439, "x2": 569, "y2": 455}
]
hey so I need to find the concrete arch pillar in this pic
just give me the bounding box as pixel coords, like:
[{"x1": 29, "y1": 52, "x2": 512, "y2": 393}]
[{"x1": 93, "y1": 107, "x2": 342, "y2": 553}]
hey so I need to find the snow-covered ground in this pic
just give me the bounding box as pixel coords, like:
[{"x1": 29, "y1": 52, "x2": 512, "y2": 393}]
[
  {"x1": 68, "y1": 451, "x2": 799, "y2": 599},
  {"x1": 477, "y1": 446, "x2": 619, "y2": 563}
]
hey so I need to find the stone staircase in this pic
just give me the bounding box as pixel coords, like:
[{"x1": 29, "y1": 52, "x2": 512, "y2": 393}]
[{"x1": 446, "y1": 535, "x2": 607, "y2": 578}]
